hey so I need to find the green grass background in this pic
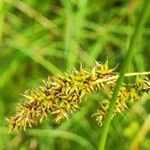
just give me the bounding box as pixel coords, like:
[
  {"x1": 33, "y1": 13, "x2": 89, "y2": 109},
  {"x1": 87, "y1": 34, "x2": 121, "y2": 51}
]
[{"x1": 0, "y1": 0, "x2": 150, "y2": 149}]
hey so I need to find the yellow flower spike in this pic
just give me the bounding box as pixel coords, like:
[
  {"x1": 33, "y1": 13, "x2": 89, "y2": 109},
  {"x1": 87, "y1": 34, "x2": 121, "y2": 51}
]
[
  {"x1": 93, "y1": 78, "x2": 150, "y2": 126},
  {"x1": 7, "y1": 60, "x2": 150, "y2": 131}
]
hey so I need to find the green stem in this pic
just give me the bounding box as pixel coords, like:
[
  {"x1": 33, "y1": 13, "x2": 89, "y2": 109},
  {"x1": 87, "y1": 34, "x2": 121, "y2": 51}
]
[
  {"x1": 0, "y1": 0, "x2": 4, "y2": 42},
  {"x1": 95, "y1": 72, "x2": 150, "y2": 84},
  {"x1": 64, "y1": 0, "x2": 87, "y2": 70},
  {"x1": 98, "y1": 1, "x2": 150, "y2": 150}
]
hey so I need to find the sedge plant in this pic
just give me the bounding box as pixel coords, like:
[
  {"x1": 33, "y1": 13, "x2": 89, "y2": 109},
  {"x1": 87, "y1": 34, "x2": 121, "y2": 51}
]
[
  {"x1": 98, "y1": 0, "x2": 150, "y2": 149},
  {"x1": 5, "y1": 1, "x2": 150, "y2": 150},
  {"x1": 7, "y1": 61, "x2": 150, "y2": 131}
]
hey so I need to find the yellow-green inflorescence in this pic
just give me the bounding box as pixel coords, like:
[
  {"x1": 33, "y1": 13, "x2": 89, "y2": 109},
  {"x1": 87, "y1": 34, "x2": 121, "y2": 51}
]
[
  {"x1": 92, "y1": 76, "x2": 150, "y2": 126},
  {"x1": 7, "y1": 61, "x2": 150, "y2": 130}
]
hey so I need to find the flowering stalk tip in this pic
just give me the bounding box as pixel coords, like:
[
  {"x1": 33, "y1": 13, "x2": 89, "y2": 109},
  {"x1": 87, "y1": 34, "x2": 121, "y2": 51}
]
[{"x1": 7, "y1": 61, "x2": 150, "y2": 131}]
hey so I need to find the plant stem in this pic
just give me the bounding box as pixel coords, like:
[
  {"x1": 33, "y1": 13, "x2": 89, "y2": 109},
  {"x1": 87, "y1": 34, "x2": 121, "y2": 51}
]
[
  {"x1": 64, "y1": 0, "x2": 87, "y2": 70},
  {"x1": 4, "y1": 0, "x2": 59, "y2": 35},
  {"x1": 98, "y1": 1, "x2": 150, "y2": 150},
  {"x1": 0, "y1": 0, "x2": 4, "y2": 42},
  {"x1": 95, "y1": 72, "x2": 150, "y2": 84}
]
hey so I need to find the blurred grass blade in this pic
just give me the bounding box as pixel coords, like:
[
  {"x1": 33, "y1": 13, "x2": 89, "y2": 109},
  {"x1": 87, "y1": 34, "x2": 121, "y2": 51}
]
[
  {"x1": 28, "y1": 129, "x2": 96, "y2": 150},
  {"x1": 64, "y1": 0, "x2": 87, "y2": 69},
  {"x1": 4, "y1": 0, "x2": 59, "y2": 35},
  {"x1": 0, "y1": 0, "x2": 4, "y2": 41},
  {"x1": 98, "y1": 0, "x2": 150, "y2": 150},
  {"x1": 0, "y1": 59, "x2": 20, "y2": 88},
  {"x1": 89, "y1": 39, "x2": 104, "y2": 60},
  {"x1": 131, "y1": 114, "x2": 150, "y2": 149},
  {"x1": 9, "y1": 41, "x2": 62, "y2": 75},
  {"x1": 0, "y1": 128, "x2": 96, "y2": 150}
]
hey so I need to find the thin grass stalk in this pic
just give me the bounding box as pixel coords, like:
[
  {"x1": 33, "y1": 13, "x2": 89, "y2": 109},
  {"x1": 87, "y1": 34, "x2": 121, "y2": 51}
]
[
  {"x1": 4, "y1": 0, "x2": 59, "y2": 35},
  {"x1": 95, "y1": 72, "x2": 150, "y2": 85},
  {"x1": 9, "y1": 41, "x2": 62, "y2": 75},
  {"x1": 0, "y1": 127, "x2": 95, "y2": 150},
  {"x1": 98, "y1": 1, "x2": 150, "y2": 150},
  {"x1": 0, "y1": 0, "x2": 4, "y2": 42},
  {"x1": 64, "y1": 0, "x2": 76, "y2": 69},
  {"x1": 131, "y1": 114, "x2": 150, "y2": 150},
  {"x1": 64, "y1": 0, "x2": 87, "y2": 70}
]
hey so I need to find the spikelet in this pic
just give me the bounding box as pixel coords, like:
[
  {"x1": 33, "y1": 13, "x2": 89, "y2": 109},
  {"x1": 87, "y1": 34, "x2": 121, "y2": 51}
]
[
  {"x1": 7, "y1": 61, "x2": 150, "y2": 131},
  {"x1": 92, "y1": 76, "x2": 150, "y2": 126},
  {"x1": 7, "y1": 61, "x2": 115, "y2": 130}
]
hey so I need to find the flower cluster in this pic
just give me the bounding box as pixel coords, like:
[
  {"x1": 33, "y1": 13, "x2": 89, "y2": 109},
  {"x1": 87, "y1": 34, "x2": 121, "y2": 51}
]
[
  {"x1": 92, "y1": 76, "x2": 150, "y2": 126},
  {"x1": 7, "y1": 61, "x2": 150, "y2": 130}
]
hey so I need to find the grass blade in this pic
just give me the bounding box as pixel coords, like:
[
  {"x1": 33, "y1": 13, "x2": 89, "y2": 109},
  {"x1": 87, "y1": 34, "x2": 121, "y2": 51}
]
[{"x1": 98, "y1": 1, "x2": 150, "y2": 149}]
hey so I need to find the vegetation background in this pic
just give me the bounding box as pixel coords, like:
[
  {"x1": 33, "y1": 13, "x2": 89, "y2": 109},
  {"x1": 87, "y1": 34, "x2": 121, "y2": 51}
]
[{"x1": 0, "y1": 0, "x2": 150, "y2": 149}]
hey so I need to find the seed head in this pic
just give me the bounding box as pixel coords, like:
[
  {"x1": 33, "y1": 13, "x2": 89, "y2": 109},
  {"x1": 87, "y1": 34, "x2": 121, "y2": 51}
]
[
  {"x1": 92, "y1": 76, "x2": 150, "y2": 126},
  {"x1": 7, "y1": 61, "x2": 150, "y2": 131}
]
